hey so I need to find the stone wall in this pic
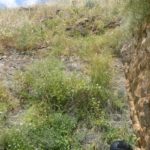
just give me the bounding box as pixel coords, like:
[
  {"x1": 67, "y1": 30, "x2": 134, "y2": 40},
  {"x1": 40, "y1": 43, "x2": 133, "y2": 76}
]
[{"x1": 121, "y1": 24, "x2": 150, "y2": 150}]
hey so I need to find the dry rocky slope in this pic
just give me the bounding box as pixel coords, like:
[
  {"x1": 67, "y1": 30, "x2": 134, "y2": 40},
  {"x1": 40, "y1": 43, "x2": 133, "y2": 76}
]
[
  {"x1": 0, "y1": 4, "x2": 136, "y2": 149},
  {"x1": 121, "y1": 24, "x2": 150, "y2": 150}
]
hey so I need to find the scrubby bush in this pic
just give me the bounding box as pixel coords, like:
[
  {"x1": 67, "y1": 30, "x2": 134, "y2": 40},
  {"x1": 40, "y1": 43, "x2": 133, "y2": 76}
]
[
  {"x1": 3, "y1": 113, "x2": 79, "y2": 150},
  {"x1": 16, "y1": 57, "x2": 80, "y2": 108},
  {"x1": 15, "y1": 56, "x2": 113, "y2": 118}
]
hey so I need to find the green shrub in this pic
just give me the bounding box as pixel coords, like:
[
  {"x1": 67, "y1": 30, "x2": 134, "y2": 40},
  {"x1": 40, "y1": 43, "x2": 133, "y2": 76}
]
[
  {"x1": 3, "y1": 113, "x2": 79, "y2": 150},
  {"x1": 28, "y1": 113, "x2": 77, "y2": 149},
  {"x1": 16, "y1": 56, "x2": 112, "y2": 119},
  {"x1": 16, "y1": 57, "x2": 70, "y2": 107},
  {"x1": 3, "y1": 129, "x2": 33, "y2": 150}
]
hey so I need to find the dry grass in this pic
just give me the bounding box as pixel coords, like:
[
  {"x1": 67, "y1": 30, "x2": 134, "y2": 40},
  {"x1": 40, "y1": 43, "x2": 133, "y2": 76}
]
[{"x1": 0, "y1": 1, "x2": 124, "y2": 52}]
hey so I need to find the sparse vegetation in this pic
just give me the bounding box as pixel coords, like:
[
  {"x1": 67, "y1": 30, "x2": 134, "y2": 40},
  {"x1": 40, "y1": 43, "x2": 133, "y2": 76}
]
[{"x1": 0, "y1": 1, "x2": 136, "y2": 149}]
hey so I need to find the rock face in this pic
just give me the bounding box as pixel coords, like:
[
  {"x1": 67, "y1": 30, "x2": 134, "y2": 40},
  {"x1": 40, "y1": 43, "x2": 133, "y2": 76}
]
[{"x1": 121, "y1": 25, "x2": 150, "y2": 150}]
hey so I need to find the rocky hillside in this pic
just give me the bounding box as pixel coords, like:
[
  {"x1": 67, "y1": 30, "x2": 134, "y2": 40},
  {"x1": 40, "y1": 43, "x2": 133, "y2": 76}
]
[
  {"x1": 120, "y1": 1, "x2": 150, "y2": 149},
  {"x1": 1, "y1": 1, "x2": 148, "y2": 149},
  {"x1": 122, "y1": 24, "x2": 150, "y2": 150}
]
